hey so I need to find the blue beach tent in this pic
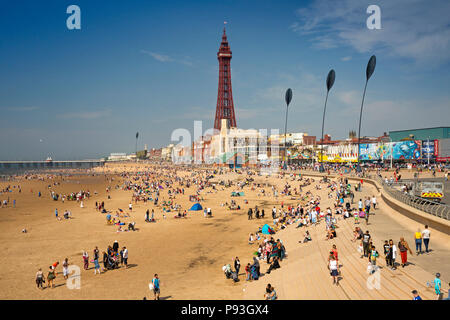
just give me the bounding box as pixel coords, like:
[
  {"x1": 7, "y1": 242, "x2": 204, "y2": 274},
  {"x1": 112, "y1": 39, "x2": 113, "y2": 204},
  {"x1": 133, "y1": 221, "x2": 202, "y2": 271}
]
[
  {"x1": 189, "y1": 203, "x2": 203, "y2": 211},
  {"x1": 261, "y1": 224, "x2": 275, "y2": 235}
]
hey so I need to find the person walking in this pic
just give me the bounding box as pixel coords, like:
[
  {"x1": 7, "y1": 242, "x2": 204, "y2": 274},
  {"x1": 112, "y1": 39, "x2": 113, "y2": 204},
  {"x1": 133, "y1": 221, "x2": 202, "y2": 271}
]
[
  {"x1": 398, "y1": 237, "x2": 413, "y2": 268},
  {"x1": 151, "y1": 274, "x2": 160, "y2": 300},
  {"x1": 369, "y1": 246, "x2": 379, "y2": 267},
  {"x1": 94, "y1": 256, "x2": 101, "y2": 274},
  {"x1": 362, "y1": 231, "x2": 371, "y2": 258},
  {"x1": 234, "y1": 257, "x2": 240, "y2": 276},
  {"x1": 36, "y1": 268, "x2": 45, "y2": 289},
  {"x1": 122, "y1": 246, "x2": 128, "y2": 268},
  {"x1": 119, "y1": 247, "x2": 124, "y2": 266},
  {"x1": 329, "y1": 255, "x2": 339, "y2": 285},
  {"x1": 62, "y1": 258, "x2": 69, "y2": 280},
  {"x1": 383, "y1": 240, "x2": 391, "y2": 267},
  {"x1": 248, "y1": 208, "x2": 253, "y2": 220},
  {"x1": 389, "y1": 239, "x2": 397, "y2": 270},
  {"x1": 245, "y1": 263, "x2": 251, "y2": 281},
  {"x1": 365, "y1": 207, "x2": 370, "y2": 225},
  {"x1": 102, "y1": 251, "x2": 108, "y2": 270},
  {"x1": 371, "y1": 195, "x2": 377, "y2": 210},
  {"x1": 414, "y1": 228, "x2": 423, "y2": 255},
  {"x1": 331, "y1": 244, "x2": 339, "y2": 265},
  {"x1": 82, "y1": 251, "x2": 89, "y2": 270},
  {"x1": 434, "y1": 273, "x2": 442, "y2": 300},
  {"x1": 364, "y1": 197, "x2": 371, "y2": 216},
  {"x1": 94, "y1": 246, "x2": 101, "y2": 274},
  {"x1": 47, "y1": 266, "x2": 56, "y2": 288},
  {"x1": 113, "y1": 240, "x2": 119, "y2": 254},
  {"x1": 422, "y1": 225, "x2": 431, "y2": 253}
]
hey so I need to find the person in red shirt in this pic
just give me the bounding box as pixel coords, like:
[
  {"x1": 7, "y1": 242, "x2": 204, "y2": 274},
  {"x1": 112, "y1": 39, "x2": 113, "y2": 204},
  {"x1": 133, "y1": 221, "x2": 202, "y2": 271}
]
[{"x1": 331, "y1": 245, "x2": 338, "y2": 263}]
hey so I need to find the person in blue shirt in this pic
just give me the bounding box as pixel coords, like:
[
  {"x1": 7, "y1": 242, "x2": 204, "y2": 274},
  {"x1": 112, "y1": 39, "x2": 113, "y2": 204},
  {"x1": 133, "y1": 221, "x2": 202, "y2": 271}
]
[
  {"x1": 151, "y1": 274, "x2": 160, "y2": 300},
  {"x1": 412, "y1": 290, "x2": 422, "y2": 300},
  {"x1": 434, "y1": 273, "x2": 442, "y2": 300}
]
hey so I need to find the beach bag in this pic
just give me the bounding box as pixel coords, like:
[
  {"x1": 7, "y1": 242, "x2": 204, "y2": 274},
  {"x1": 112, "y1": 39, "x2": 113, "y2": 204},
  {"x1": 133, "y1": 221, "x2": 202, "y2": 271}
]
[{"x1": 149, "y1": 282, "x2": 154, "y2": 291}]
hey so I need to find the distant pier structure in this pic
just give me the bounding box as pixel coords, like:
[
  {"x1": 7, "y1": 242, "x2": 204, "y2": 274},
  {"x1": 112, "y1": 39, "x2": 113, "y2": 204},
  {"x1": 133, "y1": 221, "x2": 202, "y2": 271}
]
[{"x1": 0, "y1": 159, "x2": 105, "y2": 173}]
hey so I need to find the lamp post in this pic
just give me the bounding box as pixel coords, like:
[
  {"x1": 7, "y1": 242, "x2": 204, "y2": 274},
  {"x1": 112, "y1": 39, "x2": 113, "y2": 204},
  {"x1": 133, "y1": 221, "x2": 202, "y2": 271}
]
[
  {"x1": 135, "y1": 132, "x2": 139, "y2": 161},
  {"x1": 390, "y1": 137, "x2": 393, "y2": 169},
  {"x1": 283, "y1": 88, "x2": 293, "y2": 170},
  {"x1": 356, "y1": 55, "x2": 376, "y2": 172},
  {"x1": 320, "y1": 69, "x2": 335, "y2": 173}
]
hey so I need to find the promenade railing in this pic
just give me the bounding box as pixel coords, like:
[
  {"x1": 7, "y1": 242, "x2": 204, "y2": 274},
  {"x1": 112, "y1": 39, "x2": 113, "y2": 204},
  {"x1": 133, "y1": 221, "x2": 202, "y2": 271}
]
[{"x1": 371, "y1": 174, "x2": 450, "y2": 221}]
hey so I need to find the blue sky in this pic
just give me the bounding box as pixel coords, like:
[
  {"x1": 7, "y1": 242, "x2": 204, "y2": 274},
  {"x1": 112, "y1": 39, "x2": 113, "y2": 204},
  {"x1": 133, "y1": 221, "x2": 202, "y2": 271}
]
[{"x1": 1, "y1": 0, "x2": 449, "y2": 160}]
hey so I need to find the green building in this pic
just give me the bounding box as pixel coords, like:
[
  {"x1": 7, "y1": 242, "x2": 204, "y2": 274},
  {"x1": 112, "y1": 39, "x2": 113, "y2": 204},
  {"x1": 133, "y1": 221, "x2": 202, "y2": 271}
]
[{"x1": 389, "y1": 127, "x2": 450, "y2": 142}]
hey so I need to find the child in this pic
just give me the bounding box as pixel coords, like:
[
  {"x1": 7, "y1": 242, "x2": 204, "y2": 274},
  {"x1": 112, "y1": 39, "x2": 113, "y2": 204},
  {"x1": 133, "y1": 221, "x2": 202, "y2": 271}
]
[
  {"x1": 358, "y1": 240, "x2": 364, "y2": 258},
  {"x1": 434, "y1": 273, "x2": 442, "y2": 300},
  {"x1": 94, "y1": 258, "x2": 101, "y2": 274},
  {"x1": 248, "y1": 233, "x2": 254, "y2": 245},
  {"x1": 370, "y1": 246, "x2": 379, "y2": 267},
  {"x1": 354, "y1": 210, "x2": 359, "y2": 224},
  {"x1": 245, "y1": 263, "x2": 251, "y2": 281},
  {"x1": 412, "y1": 290, "x2": 422, "y2": 300},
  {"x1": 331, "y1": 245, "x2": 338, "y2": 264}
]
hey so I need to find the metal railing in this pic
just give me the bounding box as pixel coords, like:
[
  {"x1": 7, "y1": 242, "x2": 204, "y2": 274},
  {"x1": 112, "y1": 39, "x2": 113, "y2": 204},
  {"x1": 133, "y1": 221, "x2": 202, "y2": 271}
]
[{"x1": 372, "y1": 175, "x2": 450, "y2": 221}]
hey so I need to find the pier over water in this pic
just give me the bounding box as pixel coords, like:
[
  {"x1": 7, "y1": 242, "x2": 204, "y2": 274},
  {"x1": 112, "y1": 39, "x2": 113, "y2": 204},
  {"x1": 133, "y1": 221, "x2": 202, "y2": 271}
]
[{"x1": 0, "y1": 160, "x2": 105, "y2": 173}]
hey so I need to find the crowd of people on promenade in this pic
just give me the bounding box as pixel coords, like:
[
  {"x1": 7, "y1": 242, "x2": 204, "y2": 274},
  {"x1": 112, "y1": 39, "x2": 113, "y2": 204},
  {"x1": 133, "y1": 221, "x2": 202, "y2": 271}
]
[{"x1": 217, "y1": 165, "x2": 448, "y2": 299}]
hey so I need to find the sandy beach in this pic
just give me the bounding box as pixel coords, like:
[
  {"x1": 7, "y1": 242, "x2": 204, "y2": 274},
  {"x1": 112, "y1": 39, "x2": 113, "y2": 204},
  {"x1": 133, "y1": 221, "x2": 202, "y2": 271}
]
[{"x1": 0, "y1": 162, "x2": 448, "y2": 300}]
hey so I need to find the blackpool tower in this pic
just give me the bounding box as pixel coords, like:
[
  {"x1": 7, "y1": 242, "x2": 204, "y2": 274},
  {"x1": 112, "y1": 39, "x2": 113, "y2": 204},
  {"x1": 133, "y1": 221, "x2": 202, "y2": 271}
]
[{"x1": 214, "y1": 27, "x2": 237, "y2": 131}]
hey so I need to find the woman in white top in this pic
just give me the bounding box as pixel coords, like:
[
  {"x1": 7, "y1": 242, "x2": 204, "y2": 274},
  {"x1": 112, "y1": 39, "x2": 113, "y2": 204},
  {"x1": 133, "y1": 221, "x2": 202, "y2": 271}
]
[
  {"x1": 329, "y1": 255, "x2": 339, "y2": 285},
  {"x1": 422, "y1": 225, "x2": 431, "y2": 253}
]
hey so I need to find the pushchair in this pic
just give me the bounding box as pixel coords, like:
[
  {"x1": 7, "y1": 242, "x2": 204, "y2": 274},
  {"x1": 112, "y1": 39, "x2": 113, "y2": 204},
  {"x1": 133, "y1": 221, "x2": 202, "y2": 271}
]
[
  {"x1": 230, "y1": 271, "x2": 239, "y2": 282},
  {"x1": 106, "y1": 255, "x2": 120, "y2": 270}
]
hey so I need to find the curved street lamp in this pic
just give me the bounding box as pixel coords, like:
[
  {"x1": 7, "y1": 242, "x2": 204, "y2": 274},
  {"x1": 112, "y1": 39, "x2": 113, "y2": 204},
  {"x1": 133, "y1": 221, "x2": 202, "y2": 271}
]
[
  {"x1": 135, "y1": 132, "x2": 139, "y2": 161},
  {"x1": 283, "y1": 88, "x2": 293, "y2": 169},
  {"x1": 320, "y1": 69, "x2": 336, "y2": 172},
  {"x1": 356, "y1": 55, "x2": 376, "y2": 172}
]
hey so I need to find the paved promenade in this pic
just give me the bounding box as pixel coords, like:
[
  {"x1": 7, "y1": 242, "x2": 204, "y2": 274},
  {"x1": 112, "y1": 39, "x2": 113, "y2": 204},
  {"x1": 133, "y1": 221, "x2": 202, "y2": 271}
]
[{"x1": 243, "y1": 175, "x2": 450, "y2": 300}]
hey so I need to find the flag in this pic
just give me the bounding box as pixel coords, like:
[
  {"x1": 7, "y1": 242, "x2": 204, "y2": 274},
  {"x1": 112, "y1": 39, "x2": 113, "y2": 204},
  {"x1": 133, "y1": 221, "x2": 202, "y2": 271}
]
[{"x1": 136, "y1": 132, "x2": 139, "y2": 139}]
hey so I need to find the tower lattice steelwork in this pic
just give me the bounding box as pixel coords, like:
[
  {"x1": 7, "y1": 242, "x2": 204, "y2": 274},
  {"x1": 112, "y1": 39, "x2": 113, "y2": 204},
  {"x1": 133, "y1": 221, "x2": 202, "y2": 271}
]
[{"x1": 214, "y1": 28, "x2": 237, "y2": 131}]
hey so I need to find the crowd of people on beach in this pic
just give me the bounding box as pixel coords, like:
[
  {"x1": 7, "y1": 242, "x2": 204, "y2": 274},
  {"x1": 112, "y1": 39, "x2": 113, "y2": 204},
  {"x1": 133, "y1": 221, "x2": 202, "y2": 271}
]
[
  {"x1": 35, "y1": 241, "x2": 130, "y2": 290},
  {"x1": 4, "y1": 161, "x2": 446, "y2": 300}
]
